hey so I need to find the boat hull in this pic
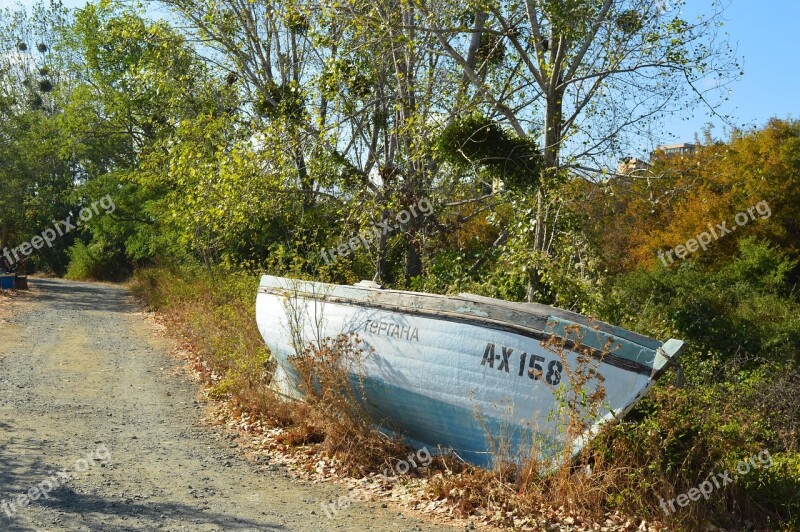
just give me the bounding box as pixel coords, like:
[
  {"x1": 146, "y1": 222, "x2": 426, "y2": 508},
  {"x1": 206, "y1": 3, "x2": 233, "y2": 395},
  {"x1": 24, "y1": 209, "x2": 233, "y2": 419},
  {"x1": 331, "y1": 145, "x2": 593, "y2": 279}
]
[{"x1": 256, "y1": 276, "x2": 682, "y2": 467}]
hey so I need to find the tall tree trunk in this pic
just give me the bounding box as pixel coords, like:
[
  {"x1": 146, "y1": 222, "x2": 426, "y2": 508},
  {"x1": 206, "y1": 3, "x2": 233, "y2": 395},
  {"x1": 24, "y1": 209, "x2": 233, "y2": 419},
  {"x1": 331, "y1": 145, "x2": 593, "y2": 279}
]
[
  {"x1": 392, "y1": 4, "x2": 426, "y2": 286},
  {"x1": 0, "y1": 224, "x2": 9, "y2": 271},
  {"x1": 528, "y1": 80, "x2": 564, "y2": 302},
  {"x1": 295, "y1": 148, "x2": 314, "y2": 209},
  {"x1": 0, "y1": 224, "x2": 8, "y2": 252},
  {"x1": 376, "y1": 209, "x2": 391, "y2": 284},
  {"x1": 404, "y1": 218, "x2": 422, "y2": 285}
]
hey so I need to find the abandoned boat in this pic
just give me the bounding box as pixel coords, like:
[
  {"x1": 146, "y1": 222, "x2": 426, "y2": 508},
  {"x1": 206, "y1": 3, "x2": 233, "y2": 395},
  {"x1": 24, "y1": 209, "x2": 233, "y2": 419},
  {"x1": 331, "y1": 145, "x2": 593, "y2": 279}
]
[{"x1": 255, "y1": 275, "x2": 684, "y2": 467}]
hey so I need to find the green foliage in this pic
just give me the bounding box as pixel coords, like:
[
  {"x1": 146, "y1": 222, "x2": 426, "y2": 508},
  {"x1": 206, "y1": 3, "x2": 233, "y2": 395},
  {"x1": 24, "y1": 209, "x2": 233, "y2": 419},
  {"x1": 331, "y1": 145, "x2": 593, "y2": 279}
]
[
  {"x1": 615, "y1": 10, "x2": 643, "y2": 34},
  {"x1": 256, "y1": 81, "x2": 307, "y2": 122},
  {"x1": 0, "y1": 1, "x2": 76, "y2": 273},
  {"x1": 738, "y1": 452, "x2": 800, "y2": 525},
  {"x1": 437, "y1": 114, "x2": 542, "y2": 189},
  {"x1": 65, "y1": 240, "x2": 130, "y2": 281},
  {"x1": 606, "y1": 238, "x2": 800, "y2": 376},
  {"x1": 590, "y1": 372, "x2": 800, "y2": 528},
  {"x1": 475, "y1": 32, "x2": 505, "y2": 67}
]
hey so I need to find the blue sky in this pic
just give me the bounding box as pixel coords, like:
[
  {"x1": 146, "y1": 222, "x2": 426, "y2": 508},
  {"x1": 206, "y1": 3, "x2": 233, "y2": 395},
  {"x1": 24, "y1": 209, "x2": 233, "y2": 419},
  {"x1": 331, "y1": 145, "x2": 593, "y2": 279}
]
[
  {"x1": 2, "y1": 0, "x2": 797, "y2": 149},
  {"x1": 664, "y1": 1, "x2": 800, "y2": 145}
]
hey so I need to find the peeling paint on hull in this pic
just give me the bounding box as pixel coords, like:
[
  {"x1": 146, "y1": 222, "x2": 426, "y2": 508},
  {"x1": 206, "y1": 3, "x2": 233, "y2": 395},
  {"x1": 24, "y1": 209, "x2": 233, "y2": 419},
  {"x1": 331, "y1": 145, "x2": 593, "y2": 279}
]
[{"x1": 256, "y1": 276, "x2": 684, "y2": 467}]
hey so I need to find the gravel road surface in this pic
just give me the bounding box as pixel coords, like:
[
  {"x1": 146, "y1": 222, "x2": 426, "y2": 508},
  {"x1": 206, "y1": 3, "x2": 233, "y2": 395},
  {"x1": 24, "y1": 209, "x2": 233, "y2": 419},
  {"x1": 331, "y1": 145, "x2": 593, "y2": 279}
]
[{"x1": 0, "y1": 278, "x2": 459, "y2": 532}]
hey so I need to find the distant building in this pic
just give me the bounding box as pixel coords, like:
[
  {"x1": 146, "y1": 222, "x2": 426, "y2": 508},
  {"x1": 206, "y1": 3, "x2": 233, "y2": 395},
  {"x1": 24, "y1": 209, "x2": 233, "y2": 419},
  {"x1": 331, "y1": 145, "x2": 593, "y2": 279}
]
[
  {"x1": 617, "y1": 157, "x2": 652, "y2": 176},
  {"x1": 491, "y1": 176, "x2": 504, "y2": 193},
  {"x1": 651, "y1": 143, "x2": 697, "y2": 160}
]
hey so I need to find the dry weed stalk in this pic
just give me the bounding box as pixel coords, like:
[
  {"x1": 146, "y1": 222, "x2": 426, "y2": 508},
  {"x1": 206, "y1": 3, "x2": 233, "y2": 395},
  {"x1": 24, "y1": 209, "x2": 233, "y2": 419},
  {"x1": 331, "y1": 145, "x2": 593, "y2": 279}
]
[
  {"x1": 430, "y1": 323, "x2": 628, "y2": 526},
  {"x1": 278, "y1": 333, "x2": 410, "y2": 471}
]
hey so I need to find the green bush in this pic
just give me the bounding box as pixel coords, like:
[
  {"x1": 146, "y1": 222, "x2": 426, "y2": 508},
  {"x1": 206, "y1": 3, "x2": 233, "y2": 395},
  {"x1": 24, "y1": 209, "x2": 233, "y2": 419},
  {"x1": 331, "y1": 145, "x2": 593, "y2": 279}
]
[
  {"x1": 738, "y1": 452, "x2": 800, "y2": 528},
  {"x1": 605, "y1": 238, "x2": 800, "y2": 376},
  {"x1": 65, "y1": 240, "x2": 131, "y2": 281}
]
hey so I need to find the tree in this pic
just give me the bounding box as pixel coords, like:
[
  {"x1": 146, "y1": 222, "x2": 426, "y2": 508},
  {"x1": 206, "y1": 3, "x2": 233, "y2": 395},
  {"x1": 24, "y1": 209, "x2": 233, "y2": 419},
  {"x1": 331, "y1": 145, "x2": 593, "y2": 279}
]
[
  {"x1": 415, "y1": 0, "x2": 739, "y2": 300},
  {"x1": 633, "y1": 119, "x2": 800, "y2": 270},
  {"x1": 0, "y1": 0, "x2": 77, "y2": 273},
  {"x1": 68, "y1": 1, "x2": 230, "y2": 270},
  {"x1": 420, "y1": 0, "x2": 737, "y2": 172},
  {"x1": 157, "y1": 0, "x2": 472, "y2": 284}
]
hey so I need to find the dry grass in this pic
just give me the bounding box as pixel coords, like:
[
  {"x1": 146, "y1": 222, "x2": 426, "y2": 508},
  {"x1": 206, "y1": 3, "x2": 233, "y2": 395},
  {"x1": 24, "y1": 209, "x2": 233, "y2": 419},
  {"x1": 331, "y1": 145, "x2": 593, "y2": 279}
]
[
  {"x1": 131, "y1": 266, "x2": 419, "y2": 473},
  {"x1": 132, "y1": 266, "x2": 799, "y2": 531},
  {"x1": 132, "y1": 266, "x2": 669, "y2": 528},
  {"x1": 425, "y1": 323, "x2": 657, "y2": 528},
  {"x1": 280, "y1": 333, "x2": 414, "y2": 473}
]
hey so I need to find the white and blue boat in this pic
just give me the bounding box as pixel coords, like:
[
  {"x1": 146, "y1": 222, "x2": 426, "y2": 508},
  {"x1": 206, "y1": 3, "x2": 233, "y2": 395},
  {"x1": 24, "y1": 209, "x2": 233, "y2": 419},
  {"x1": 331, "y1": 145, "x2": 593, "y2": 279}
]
[{"x1": 255, "y1": 276, "x2": 684, "y2": 467}]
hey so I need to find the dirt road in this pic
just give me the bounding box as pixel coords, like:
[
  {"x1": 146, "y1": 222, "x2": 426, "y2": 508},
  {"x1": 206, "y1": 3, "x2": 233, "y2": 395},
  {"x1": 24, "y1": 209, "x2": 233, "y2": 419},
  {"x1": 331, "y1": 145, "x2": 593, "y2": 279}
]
[{"x1": 0, "y1": 279, "x2": 459, "y2": 532}]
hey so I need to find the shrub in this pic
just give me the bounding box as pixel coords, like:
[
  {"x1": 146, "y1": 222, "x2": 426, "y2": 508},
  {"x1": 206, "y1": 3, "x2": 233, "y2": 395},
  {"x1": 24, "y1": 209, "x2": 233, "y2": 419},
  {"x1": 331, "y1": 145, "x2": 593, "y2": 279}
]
[
  {"x1": 132, "y1": 263, "x2": 800, "y2": 530},
  {"x1": 65, "y1": 240, "x2": 131, "y2": 281}
]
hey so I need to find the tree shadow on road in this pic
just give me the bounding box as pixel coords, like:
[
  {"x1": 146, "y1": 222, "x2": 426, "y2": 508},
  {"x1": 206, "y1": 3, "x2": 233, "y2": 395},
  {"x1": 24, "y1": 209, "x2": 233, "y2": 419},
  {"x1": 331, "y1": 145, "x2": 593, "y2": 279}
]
[
  {"x1": 22, "y1": 278, "x2": 140, "y2": 314},
  {"x1": 32, "y1": 487, "x2": 286, "y2": 531},
  {"x1": 0, "y1": 421, "x2": 285, "y2": 531}
]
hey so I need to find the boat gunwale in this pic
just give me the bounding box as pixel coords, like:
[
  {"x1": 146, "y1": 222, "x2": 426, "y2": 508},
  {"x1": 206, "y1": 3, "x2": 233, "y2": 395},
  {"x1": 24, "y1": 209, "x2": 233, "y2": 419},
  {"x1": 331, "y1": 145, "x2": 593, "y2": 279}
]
[
  {"x1": 257, "y1": 280, "x2": 663, "y2": 377},
  {"x1": 258, "y1": 277, "x2": 660, "y2": 348},
  {"x1": 451, "y1": 292, "x2": 661, "y2": 349}
]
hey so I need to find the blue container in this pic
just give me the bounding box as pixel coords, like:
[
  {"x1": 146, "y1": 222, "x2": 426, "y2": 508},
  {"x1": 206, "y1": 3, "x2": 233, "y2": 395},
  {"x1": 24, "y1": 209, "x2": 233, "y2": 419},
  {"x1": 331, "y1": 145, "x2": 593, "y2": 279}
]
[{"x1": 0, "y1": 274, "x2": 15, "y2": 290}]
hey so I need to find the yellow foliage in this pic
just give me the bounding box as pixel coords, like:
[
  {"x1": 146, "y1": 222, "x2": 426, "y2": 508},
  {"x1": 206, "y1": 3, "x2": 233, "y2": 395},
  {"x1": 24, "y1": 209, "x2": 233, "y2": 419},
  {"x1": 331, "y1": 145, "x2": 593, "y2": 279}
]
[{"x1": 586, "y1": 119, "x2": 800, "y2": 272}]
